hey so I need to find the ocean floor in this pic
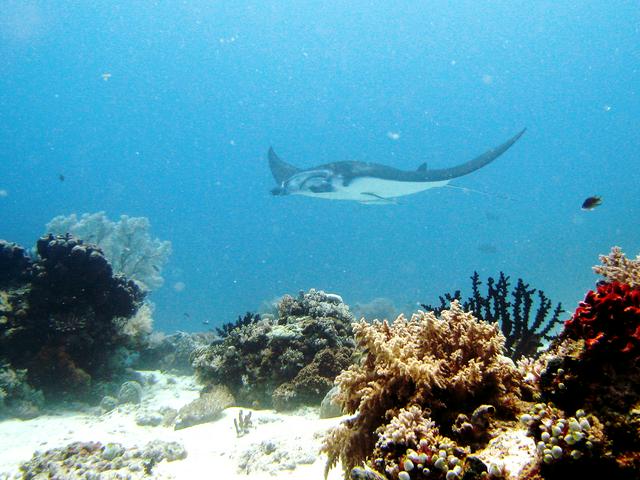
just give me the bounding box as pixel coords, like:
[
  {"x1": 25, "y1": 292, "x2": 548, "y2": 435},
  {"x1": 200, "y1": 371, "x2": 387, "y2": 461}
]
[{"x1": 0, "y1": 371, "x2": 346, "y2": 480}]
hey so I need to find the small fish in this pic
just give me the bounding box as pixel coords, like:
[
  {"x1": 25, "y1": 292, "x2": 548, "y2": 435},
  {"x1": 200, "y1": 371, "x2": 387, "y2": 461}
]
[
  {"x1": 183, "y1": 313, "x2": 190, "y2": 318},
  {"x1": 101, "y1": 72, "x2": 112, "y2": 81},
  {"x1": 151, "y1": 265, "x2": 160, "y2": 272},
  {"x1": 581, "y1": 196, "x2": 602, "y2": 211},
  {"x1": 202, "y1": 320, "x2": 210, "y2": 326},
  {"x1": 478, "y1": 243, "x2": 498, "y2": 254},
  {"x1": 58, "y1": 173, "x2": 65, "y2": 182}
]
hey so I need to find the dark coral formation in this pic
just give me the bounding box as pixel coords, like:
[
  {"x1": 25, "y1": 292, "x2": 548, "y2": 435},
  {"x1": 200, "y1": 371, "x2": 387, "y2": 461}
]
[
  {"x1": 192, "y1": 289, "x2": 354, "y2": 410},
  {"x1": 422, "y1": 272, "x2": 563, "y2": 360},
  {"x1": 215, "y1": 311, "x2": 261, "y2": 338},
  {"x1": 30, "y1": 234, "x2": 143, "y2": 319},
  {"x1": 0, "y1": 241, "x2": 32, "y2": 286},
  {"x1": 272, "y1": 346, "x2": 352, "y2": 411},
  {"x1": 0, "y1": 234, "x2": 146, "y2": 405}
]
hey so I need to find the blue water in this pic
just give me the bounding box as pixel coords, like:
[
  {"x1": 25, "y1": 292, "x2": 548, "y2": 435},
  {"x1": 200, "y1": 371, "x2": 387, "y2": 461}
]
[{"x1": 1, "y1": 2, "x2": 638, "y2": 332}]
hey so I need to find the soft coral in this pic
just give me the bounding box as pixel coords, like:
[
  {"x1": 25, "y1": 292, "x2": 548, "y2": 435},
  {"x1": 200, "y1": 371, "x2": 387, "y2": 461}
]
[{"x1": 564, "y1": 281, "x2": 640, "y2": 357}]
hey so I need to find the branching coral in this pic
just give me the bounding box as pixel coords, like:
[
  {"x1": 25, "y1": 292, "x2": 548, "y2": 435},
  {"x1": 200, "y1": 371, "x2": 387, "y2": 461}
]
[
  {"x1": 215, "y1": 311, "x2": 261, "y2": 338},
  {"x1": 593, "y1": 246, "x2": 640, "y2": 288},
  {"x1": 115, "y1": 302, "x2": 154, "y2": 350},
  {"x1": 322, "y1": 301, "x2": 524, "y2": 477},
  {"x1": 422, "y1": 272, "x2": 563, "y2": 360},
  {"x1": 46, "y1": 212, "x2": 172, "y2": 291}
]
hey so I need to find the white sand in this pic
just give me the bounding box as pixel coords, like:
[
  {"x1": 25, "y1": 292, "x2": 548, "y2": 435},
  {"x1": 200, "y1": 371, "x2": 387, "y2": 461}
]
[{"x1": 0, "y1": 372, "x2": 346, "y2": 480}]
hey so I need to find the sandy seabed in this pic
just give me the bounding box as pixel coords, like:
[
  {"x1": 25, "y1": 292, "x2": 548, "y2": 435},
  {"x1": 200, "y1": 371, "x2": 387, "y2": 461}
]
[{"x1": 0, "y1": 371, "x2": 346, "y2": 480}]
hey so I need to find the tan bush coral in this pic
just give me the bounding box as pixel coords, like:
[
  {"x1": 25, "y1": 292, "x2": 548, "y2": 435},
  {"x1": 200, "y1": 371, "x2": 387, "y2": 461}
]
[
  {"x1": 322, "y1": 301, "x2": 524, "y2": 476},
  {"x1": 593, "y1": 246, "x2": 640, "y2": 288}
]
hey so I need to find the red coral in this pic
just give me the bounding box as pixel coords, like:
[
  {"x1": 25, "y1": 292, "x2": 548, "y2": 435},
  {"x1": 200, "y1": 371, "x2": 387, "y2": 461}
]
[{"x1": 564, "y1": 281, "x2": 640, "y2": 357}]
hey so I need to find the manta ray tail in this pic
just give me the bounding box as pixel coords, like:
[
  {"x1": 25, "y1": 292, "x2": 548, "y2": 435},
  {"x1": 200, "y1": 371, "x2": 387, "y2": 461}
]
[
  {"x1": 423, "y1": 128, "x2": 526, "y2": 182},
  {"x1": 268, "y1": 147, "x2": 300, "y2": 185}
]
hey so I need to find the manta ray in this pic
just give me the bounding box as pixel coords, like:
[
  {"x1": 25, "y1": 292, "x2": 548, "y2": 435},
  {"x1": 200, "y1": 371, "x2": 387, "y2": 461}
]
[{"x1": 268, "y1": 129, "x2": 526, "y2": 204}]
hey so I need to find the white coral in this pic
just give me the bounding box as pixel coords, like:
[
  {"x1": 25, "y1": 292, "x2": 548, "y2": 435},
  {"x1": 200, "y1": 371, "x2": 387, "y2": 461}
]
[{"x1": 46, "y1": 212, "x2": 171, "y2": 291}]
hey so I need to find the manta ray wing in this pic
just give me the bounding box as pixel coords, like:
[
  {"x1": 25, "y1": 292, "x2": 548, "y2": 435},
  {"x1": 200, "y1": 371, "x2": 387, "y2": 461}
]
[{"x1": 421, "y1": 128, "x2": 526, "y2": 181}]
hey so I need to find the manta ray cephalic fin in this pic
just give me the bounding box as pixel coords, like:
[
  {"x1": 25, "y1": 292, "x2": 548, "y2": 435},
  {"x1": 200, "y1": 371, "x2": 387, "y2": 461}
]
[{"x1": 268, "y1": 147, "x2": 300, "y2": 185}]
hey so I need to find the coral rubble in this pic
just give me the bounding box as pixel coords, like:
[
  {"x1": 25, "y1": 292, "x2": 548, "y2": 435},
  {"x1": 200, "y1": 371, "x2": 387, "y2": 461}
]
[
  {"x1": 18, "y1": 439, "x2": 186, "y2": 478},
  {"x1": 192, "y1": 289, "x2": 354, "y2": 410}
]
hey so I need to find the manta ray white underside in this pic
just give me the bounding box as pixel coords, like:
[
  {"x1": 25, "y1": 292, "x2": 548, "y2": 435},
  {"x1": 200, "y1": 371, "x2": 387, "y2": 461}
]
[{"x1": 268, "y1": 129, "x2": 525, "y2": 204}]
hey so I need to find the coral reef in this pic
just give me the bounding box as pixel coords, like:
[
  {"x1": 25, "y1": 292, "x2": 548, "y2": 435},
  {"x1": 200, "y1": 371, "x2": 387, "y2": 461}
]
[
  {"x1": 117, "y1": 380, "x2": 143, "y2": 404},
  {"x1": 0, "y1": 363, "x2": 44, "y2": 419},
  {"x1": 322, "y1": 301, "x2": 525, "y2": 478},
  {"x1": 272, "y1": 346, "x2": 352, "y2": 411},
  {"x1": 519, "y1": 403, "x2": 612, "y2": 478},
  {"x1": 174, "y1": 385, "x2": 234, "y2": 430},
  {"x1": 320, "y1": 385, "x2": 343, "y2": 419},
  {"x1": 451, "y1": 405, "x2": 496, "y2": 449},
  {"x1": 46, "y1": 211, "x2": 172, "y2": 291},
  {"x1": 593, "y1": 246, "x2": 640, "y2": 288},
  {"x1": 215, "y1": 311, "x2": 261, "y2": 338},
  {"x1": 352, "y1": 297, "x2": 401, "y2": 322},
  {"x1": 563, "y1": 280, "x2": 640, "y2": 357},
  {"x1": 422, "y1": 272, "x2": 563, "y2": 360},
  {"x1": 0, "y1": 240, "x2": 31, "y2": 286},
  {"x1": 0, "y1": 234, "x2": 148, "y2": 405},
  {"x1": 192, "y1": 289, "x2": 354, "y2": 409},
  {"x1": 134, "y1": 330, "x2": 217, "y2": 374},
  {"x1": 528, "y1": 247, "x2": 640, "y2": 478},
  {"x1": 18, "y1": 439, "x2": 186, "y2": 478},
  {"x1": 234, "y1": 409, "x2": 253, "y2": 437},
  {"x1": 236, "y1": 436, "x2": 317, "y2": 475}
]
